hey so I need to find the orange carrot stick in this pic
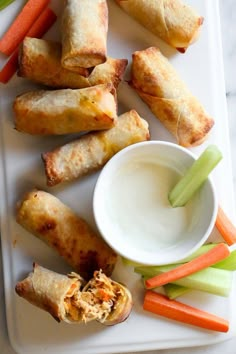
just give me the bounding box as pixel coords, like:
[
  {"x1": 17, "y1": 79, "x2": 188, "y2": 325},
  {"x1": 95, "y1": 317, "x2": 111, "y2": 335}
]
[
  {"x1": 0, "y1": 8, "x2": 57, "y2": 83},
  {"x1": 145, "y1": 243, "x2": 230, "y2": 289},
  {"x1": 25, "y1": 7, "x2": 57, "y2": 39},
  {"x1": 0, "y1": 50, "x2": 18, "y2": 83},
  {"x1": 216, "y1": 206, "x2": 236, "y2": 246},
  {"x1": 0, "y1": 0, "x2": 50, "y2": 56},
  {"x1": 143, "y1": 290, "x2": 229, "y2": 332}
]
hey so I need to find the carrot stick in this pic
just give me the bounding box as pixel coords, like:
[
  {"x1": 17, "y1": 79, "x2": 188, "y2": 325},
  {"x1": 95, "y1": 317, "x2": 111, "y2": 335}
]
[
  {"x1": 0, "y1": 50, "x2": 18, "y2": 83},
  {"x1": 25, "y1": 7, "x2": 57, "y2": 39},
  {"x1": 0, "y1": 8, "x2": 57, "y2": 83},
  {"x1": 0, "y1": 0, "x2": 50, "y2": 56},
  {"x1": 145, "y1": 243, "x2": 230, "y2": 289},
  {"x1": 143, "y1": 290, "x2": 229, "y2": 333},
  {"x1": 216, "y1": 206, "x2": 236, "y2": 245}
]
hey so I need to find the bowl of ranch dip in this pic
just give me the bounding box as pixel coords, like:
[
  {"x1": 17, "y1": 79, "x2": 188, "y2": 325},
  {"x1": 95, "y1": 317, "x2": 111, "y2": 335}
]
[{"x1": 93, "y1": 141, "x2": 217, "y2": 266}]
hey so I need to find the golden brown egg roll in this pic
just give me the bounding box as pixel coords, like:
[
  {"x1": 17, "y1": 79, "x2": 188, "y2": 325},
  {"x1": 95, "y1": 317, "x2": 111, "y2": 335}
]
[
  {"x1": 18, "y1": 37, "x2": 128, "y2": 89},
  {"x1": 42, "y1": 110, "x2": 150, "y2": 186},
  {"x1": 16, "y1": 190, "x2": 117, "y2": 279},
  {"x1": 13, "y1": 84, "x2": 117, "y2": 135},
  {"x1": 16, "y1": 264, "x2": 133, "y2": 325},
  {"x1": 130, "y1": 47, "x2": 214, "y2": 147},
  {"x1": 61, "y1": 0, "x2": 108, "y2": 70},
  {"x1": 115, "y1": 0, "x2": 203, "y2": 52}
]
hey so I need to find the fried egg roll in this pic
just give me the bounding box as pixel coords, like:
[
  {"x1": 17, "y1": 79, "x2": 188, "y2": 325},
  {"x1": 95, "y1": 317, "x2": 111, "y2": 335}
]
[
  {"x1": 18, "y1": 37, "x2": 128, "y2": 89},
  {"x1": 42, "y1": 110, "x2": 150, "y2": 186},
  {"x1": 13, "y1": 84, "x2": 117, "y2": 135},
  {"x1": 16, "y1": 190, "x2": 117, "y2": 278},
  {"x1": 16, "y1": 264, "x2": 132, "y2": 325},
  {"x1": 130, "y1": 47, "x2": 214, "y2": 147},
  {"x1": 61, "y1": 0, "x2": 108, "y2": 69},
  {"x1": 16, "y1": 263, "x2": 85, "y2": 323},
  {"x1": 115, "y1": 0, "x2": 203, "y2": 52}
]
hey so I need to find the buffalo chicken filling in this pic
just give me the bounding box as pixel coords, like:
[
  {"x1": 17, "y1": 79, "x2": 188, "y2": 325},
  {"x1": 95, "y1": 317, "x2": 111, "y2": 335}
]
[{"x1": 64, "y1": 270, "x2": 123, "y2": 322}]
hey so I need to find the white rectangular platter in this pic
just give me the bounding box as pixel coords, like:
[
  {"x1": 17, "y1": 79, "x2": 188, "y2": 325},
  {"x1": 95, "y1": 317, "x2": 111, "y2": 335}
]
[{"x1": 0, "y1": 1, "x2": 236, "y2": 353}]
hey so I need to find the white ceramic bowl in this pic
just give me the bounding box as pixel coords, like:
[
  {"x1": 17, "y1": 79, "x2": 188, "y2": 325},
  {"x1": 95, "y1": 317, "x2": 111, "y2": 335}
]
[{"x1": 93, "y1": 141, "x2": 218, "y2": 265}]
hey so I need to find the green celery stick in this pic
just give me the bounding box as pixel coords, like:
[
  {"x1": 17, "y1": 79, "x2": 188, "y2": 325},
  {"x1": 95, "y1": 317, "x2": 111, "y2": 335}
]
[
  {"x1": 0, "y1": 0, "x2": 15, "y2": 11},
  {"x1": 135, "y1": 264, "x2": 232, "y2": 297},
  {"x1": 121, "y1": 257, "x2": 142, "y2": 267},
  {"x1": 163, "y1": 283, "x2": 191, "y2": 299},
  {"x1": 122, "y1": 244, "x2": 217, "y2": 268},
  {"x1": 178, "y1": 243, "x2": 217, "y2": 263},
  {"x1": 159, "y1": 250, "x2": 236, "y2": 299},
  {"x1": 169, "y1": 145, "x2": 222, "y2": 207},
  {"x1": 213, "y1": 249, "x2": 236, "y2": 270},
  {"x1": 164, "y1": 247, "x2": 236, "y2": 270}
]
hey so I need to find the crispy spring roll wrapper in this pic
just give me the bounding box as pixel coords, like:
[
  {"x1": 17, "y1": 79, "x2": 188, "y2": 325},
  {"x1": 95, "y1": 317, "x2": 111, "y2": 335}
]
[
  {"x1": 61, "y1": 0, "x2": 108, "y2": 69},
  {"x1": 18, "y1": 37, "x2": 128, "y2": 89},
  {"x1": 16, "y1": 264, "x2": 133, "y2": 325},
  {"x1": 15, "y1": 263, "x2": 85, "y2": 323},
  {"x1": 115, "y1": 0, "x2": 203, "y2": 52},
  {"x1": 16, "y1": 190, "x2": 117, "y2": 279},
  {"x1": 13, "y1": 84, "x2": 117, "y2": 135},
  {"x1": 130, "y1": 47, "x2": 214, "y2": 147},
  {"x1": 42, "y1": 110, "x2": 150, "y2": 186}
]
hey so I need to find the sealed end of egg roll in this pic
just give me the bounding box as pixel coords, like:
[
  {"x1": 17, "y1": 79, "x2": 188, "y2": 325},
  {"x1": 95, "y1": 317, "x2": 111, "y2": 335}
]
[
  {"x1": 42, "y1": 110, "x2": 150, "y2": 186},
  {"x1": 16, "y1": 190, "x2": 117, "y2": 278},
  {"x1": 16, "y1": 264, "x2": 133, "y2": 325},
  {"x1": 13, "y1": 84, "x2": 117, "y2": 135},
  {"x1": 130, "y1": 47, "x2": 214, "y2": 147},
  {"x1": 61, "y1": 0, "x2": 108, "y2": 69},
  {"x1": 115, "y1": 0, "x2": 203, "y2": 52},
  {"x1": 18, "y1": 37, "x2": 128, "y2": 89},
  {"x1": 18, "y1": 37, "x2": 90, "y2": 83}
]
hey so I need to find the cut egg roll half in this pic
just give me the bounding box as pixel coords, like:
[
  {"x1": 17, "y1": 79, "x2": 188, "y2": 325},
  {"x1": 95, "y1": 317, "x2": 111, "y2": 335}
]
[
  {"x1": 130, "y1": 47, "x2": 214, "y2": 147},
  {"x1": 16, "y1": 190, "x2": 117, "y2": 279},
  {"x1": 15, "y1": 264, "x2": 133, "y2": 325},
  {"x1": 13, "y1": 84, "x2": 117, "y2": 135},
  {"x1": 18, "y1": 37, "x2": 128, "y2": 89},
  {"x1": 42, "y1": 110, "x2": 150, "y2": 186},
  {"x1": 115, "y1": 0, "x2": 203, "y2": 52},
  {"x1": 61, "y1": 0, "x2": 108, "y2": 69}
]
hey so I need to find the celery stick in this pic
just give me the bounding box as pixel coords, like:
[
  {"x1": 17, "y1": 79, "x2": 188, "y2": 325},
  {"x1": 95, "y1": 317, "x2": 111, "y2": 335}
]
[
  {"x1": 213, "y1": 250, "x2": 236, "y2": 270},
  {"x1": 121, "y1": 257, "x2": 142, "y2": 267},
  {"x1": 178, "y1": 243, "x2": 217, "y2": 263},
  {"x1": 151, "y1": 249, "x2": 236, "y2": 300},
  {"x1": 163, "y1": 283, "x2": 191, "y2": 299},
  {"x1": 122, "y1": 244, "x2": 217, "y2": 267},
  {"x1": 163, "y1": 250, "x2": 236, "y2": 299},
  {"x1": 0, "y1": 0, "x2": 15, "y2": 11},
  {"x1": 168, "y1": 145, "x2": 222, "y2": 207},
  {"x1": 135, "y1": 264, "x2": 232, "y2": 297},
  {"x1": 176, "y1": 247, "x2": 236, "y2": 270}
]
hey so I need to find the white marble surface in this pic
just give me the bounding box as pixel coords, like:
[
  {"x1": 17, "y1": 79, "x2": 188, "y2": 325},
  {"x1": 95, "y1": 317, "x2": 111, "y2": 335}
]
[{"x1": 1, "y1": 1, "x2": 236, "y2": 354}]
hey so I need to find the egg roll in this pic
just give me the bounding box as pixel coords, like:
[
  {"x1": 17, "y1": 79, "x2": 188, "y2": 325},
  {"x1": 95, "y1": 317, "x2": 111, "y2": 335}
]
[
  {"x1": 42, "y1": 110, "x2": 150, "y2": 186},
  {"x1": 18, "y1": 37, "x2": 128, "y2": 89},
  {"x1": 115, "y1": 0, "x2": 203, "y2": 52},
  {"x1": 61, "y1": 0, "x2": 108, "y2": 69},
  {"x1": 130, "y1": 47, "x2": 214, "y2": 147},
  {"x1": 13, "y1": 84, "x2": 117, "y2": 135},
  {"x1": 16, "y1": 190, "x2": 117, "y2": 279},
  {"x1": 16, "y1": 264, "x2": 133, "y2": 325}
]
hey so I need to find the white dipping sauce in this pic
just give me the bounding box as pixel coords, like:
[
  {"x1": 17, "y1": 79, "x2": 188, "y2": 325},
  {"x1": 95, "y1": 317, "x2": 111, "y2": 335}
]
[{"x1": 107, "y1": 160, "x2": 196, "y2": 253}]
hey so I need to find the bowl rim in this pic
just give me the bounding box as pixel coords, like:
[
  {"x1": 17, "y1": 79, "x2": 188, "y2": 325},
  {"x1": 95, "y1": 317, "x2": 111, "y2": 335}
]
[{"x1": 93, "y1": 140, "x2": 218, "y2": 265}]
